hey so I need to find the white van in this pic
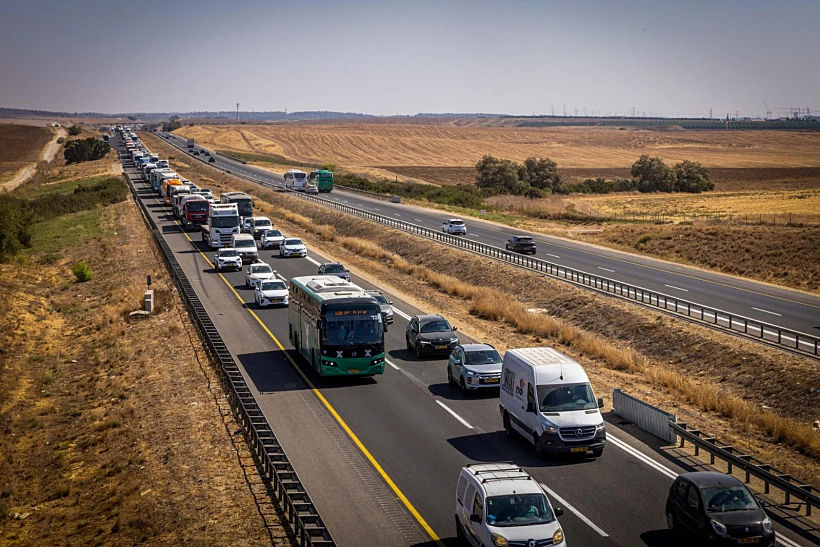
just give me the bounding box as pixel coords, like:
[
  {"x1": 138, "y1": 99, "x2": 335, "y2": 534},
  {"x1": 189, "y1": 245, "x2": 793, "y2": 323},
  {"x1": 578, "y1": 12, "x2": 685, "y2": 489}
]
[
  {"x1": 455, "y1": 463, "x2": 566, "y2": 547},
  {"x1": 500, "y1": 347, "x2": 606, "y2": 457},
  {"x1": 284, "y1": 169, "x2": 308, "y2": 191}
]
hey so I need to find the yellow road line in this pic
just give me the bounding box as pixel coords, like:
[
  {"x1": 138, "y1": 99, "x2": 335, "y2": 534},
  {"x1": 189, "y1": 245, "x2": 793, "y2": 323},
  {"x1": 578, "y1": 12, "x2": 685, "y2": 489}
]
[{"x1": 154, "y1": 191, "x2": 444, "y2": 545}]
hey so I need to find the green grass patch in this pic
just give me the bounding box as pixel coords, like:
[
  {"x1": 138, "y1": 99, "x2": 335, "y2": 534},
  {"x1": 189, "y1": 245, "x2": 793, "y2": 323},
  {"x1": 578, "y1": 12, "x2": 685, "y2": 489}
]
[
  {"x1": 27, "y1": 209, "x2": 104, "y2": 254},
  {"x1": 216, "y1": 149, "x2": 318, "y2": 168},
  {"x1": 14, "y1": 174, "x2": 113, "y2": 199}
]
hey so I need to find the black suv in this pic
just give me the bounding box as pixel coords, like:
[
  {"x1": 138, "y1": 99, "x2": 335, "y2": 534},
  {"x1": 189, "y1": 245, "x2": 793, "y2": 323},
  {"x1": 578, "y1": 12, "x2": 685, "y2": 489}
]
[
  {"x1": 317, "y1": 262, "x2": 350, "y2": 281},
  {"x1": 406, "y1": 314, "x2": 459, "y2": 359},
  {"x1": 506, "y1": 235, "x2": 536, "y2": 255},
  {"x1": 666, "y1": 472, "x2": 775, "y2": 546}
]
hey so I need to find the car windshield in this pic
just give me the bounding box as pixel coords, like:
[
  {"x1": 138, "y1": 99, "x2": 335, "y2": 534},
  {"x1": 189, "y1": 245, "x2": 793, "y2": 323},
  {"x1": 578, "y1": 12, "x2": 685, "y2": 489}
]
[
  {"x1": 285, "y1": 239, "x2": 303, "y2": 246},
  {"x1": 419, "y1": 319, "x2": 452, "y2": 333},
  {"x1": 465, "y1": 349, "x2": 502, "y2": 365},
  {"x1": 251, "y1": 265, "x2": 272, "y2": 274},
  {"x1": 234, "y1": 240, "x2": 255, "y2": 248},
  {"x1": 294, "y1": 173, "x2": 306, "y2": 180},
  {"x1": 323, "y1": 264, "x2": 345, "y2": 273},
  {"x1": 450, "y1": 220, "x2": 464, "y2": 225},
  {"x1": 260, "y1": 280, "x2": 286, "y2": 291},
  {"x1": 517, "y1": 237, "x2": 534, "y2": 243},
  {"x1": 537, "y1": 382, "x2": 598, "y2": 412},
  {"x1": 187, "y1": 202, "x2": 208, "y2": 212},
  {"x1": 255, "y1": 220, "x2": 271, "y2": 227},
  {"x1": 486, "y1": 494, "x2": 554, "y2": 527},
  {"x1": 212, "y1": 216, "x2": 239, "y2": 228},
  {"x1": 370, "y1": 294, "x2": 388, "y2": 305},
  {"x1": 219, "y1": 250, "x2": 238, "y2": 257},
  {"x1": 265, "y1": 230, "x2": 282, "y2": 237},
  {"x1": 702, "y1": 485, "x2": 758, "y2": 513}
]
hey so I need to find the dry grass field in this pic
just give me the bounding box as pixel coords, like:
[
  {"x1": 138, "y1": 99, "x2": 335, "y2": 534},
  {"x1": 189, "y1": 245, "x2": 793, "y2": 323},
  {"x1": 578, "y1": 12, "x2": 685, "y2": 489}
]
[{"x1": 0, "y1": 124, "x2": 54, "y2": 185}]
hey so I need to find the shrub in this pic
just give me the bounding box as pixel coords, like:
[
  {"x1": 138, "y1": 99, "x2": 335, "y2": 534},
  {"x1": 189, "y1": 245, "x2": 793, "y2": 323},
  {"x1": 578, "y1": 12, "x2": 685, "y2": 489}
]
[
  {"x1": 67, "y1": 125, "x2": 82, "y2": 136},
  {"x1": 320, "y1": 162, "x2": 336, "y2": 172},
  {"x1": 0, "y1": 195, "x2": 36, "y2": 260},
  {"x1": 64, "y1": 138, "x2": 110, "y2": 164},
  {"x1": 56, "y1": 137, "x2": 65, "y2": 144},
  {"x1": 71, "y1": 261, "x2": 92, "y2": 282},
  {"x1": 635, "y1": 234, "x2": 653, "y2": 247}
]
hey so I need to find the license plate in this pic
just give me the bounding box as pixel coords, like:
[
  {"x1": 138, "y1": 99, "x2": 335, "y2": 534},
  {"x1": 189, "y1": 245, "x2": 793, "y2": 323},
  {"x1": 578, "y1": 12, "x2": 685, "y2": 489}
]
[
  {"x1": 271, "y1": 299, "x2": 281, "y2": 303},
  {"x1": 485, "y1": 378, "x2": 500, "y2": 384},
  {"x1": 571, "y1": 447, "x2": 589, "y2": 453},
  {"x1": 348, "y1": 369, "x2": 360, "y2": 374},
  {"x1": 435, "y1": 345, "x2": 447, "y2": 350},
  {"x1": 738, "y1": 539, "x2": 760, "y2": 545}
]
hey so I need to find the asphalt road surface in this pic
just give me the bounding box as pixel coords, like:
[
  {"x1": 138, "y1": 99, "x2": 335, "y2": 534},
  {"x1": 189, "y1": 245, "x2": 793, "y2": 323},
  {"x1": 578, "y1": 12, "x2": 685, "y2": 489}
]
[{"x1": 126, "y1": 135, "x2": 815, "y2": 547}]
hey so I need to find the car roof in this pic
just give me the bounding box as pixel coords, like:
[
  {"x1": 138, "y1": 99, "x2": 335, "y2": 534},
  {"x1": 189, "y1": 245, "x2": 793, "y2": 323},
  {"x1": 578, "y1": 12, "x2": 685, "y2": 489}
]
[
  {"x1": 448, "y1": 218, "x2": 463, "y2": 222},
  {"x1": 322, "y1": 262, "x2": 343, "y2": 266},
  {"x1": 460, "y1": 343, "x2": 496, "y2": 352},
  {"x1": 680, "y1": 472, "x2": 744, "y2": 488},
  {"x1": 463, "y1": 464, "x2": 543, "y2": 497},
  {"x1": 415, "y1": 314, "x2": 446, "y2": 322},
  {"x1": 218, "y1": 247, "x2": 237, "y2": 252}
]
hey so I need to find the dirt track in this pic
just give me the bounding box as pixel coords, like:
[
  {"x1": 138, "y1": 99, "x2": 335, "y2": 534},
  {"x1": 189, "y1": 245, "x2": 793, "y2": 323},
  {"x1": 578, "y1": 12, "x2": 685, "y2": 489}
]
[{"x1": 2, "y1": 127, "x2": 66, "y2": 192}]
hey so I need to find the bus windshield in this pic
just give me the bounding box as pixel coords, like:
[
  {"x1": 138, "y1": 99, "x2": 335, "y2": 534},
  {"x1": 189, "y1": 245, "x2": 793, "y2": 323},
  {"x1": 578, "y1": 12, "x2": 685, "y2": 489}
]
[{"x1": 322, "y1": 305, "x2": 383, "y2": 345}]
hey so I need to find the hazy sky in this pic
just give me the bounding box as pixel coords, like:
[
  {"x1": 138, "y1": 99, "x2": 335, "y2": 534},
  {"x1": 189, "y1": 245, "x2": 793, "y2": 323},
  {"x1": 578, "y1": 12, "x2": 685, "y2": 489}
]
[{"x1": 1, "y1": 0, "x2": 818, "y2": 117}]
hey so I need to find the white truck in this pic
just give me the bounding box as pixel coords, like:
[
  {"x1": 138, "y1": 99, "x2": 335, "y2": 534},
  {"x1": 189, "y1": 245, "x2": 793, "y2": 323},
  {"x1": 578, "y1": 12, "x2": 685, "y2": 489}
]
[{"x1": 201, "y1": 203, "x2": 240, "y2": 249}]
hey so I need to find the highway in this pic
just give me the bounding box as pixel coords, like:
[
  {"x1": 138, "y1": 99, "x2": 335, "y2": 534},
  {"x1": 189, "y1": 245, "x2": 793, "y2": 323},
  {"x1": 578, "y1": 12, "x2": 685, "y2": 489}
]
[
  {"x1": 123, "y1": 135, "x2": 816, "y2": 547},
  {"x1": 163, "y1": 133, "x2": 820, "y2": 346}
]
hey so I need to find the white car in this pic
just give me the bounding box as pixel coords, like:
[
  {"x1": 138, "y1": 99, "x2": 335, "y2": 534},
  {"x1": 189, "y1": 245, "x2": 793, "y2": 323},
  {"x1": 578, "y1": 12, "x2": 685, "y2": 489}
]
[
  {"x1": 249, "y1": 216, "x2": 273, "y2": 239},
  {"x1": 306, "y1": 184, "x2": 319, "y2": 195},
  {"x1": 214, "y1": 247, "x2": 242, "y2": 272},
  {"x1": 197, "y1": 188, "x2": 214, "y2": 200},
  {"x1": 261, "y1": 229, "x2": 285, "y2": 249},
  {"x1": 279, "y1": 238, "x2": 307, "y2": 257},
  {"x1": 245, "y1": 262, "x2": 276, "y2": 288},
  {"x1": 255, "y1": 278, "x2": 289, "y2": 307},
  {"x1": 442, "y1": 219, "x2": 467, "y2": 235},
  {"x1": 455, "y1": 463, "x2": 566, "y2": 547}
]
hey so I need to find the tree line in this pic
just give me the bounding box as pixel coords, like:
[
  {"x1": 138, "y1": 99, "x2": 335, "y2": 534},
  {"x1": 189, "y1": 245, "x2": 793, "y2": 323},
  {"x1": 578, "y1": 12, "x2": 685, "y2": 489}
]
[{"x1": 474, "y1": 154, "x2": 714, "y2": 196}]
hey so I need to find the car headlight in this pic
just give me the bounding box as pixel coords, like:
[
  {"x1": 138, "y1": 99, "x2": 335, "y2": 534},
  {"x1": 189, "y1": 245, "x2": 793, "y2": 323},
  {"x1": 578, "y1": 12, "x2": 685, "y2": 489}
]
[
  {"x1": 540, "y1": 416, "x2": 558, "y2": 434},
  {"x1": 762, "y1": 516, "x2": 772, "y2": 533},
  {"x1": 595, "y1": 421, "x2": 605, "y2": 431},
  {"x1": 553, "y1": 528, "x2": 564, "y2": 544},
  {"x1": 464, "y1": 369, "x2": 478, "y2": 377},
  {"x1": 710, "y1": 518, "x2": 727, "y2": 536},
  {"x1": 491, "y1": 533, "x2": 507, "y2": 547},
  {"x1": 323, "y1": 361, "x2": 337, "y2": 368}
]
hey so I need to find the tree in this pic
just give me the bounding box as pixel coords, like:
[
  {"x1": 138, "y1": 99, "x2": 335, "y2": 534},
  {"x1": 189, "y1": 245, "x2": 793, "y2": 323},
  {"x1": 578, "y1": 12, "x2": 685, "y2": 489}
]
[
  {"x1": 163, "y1": 120, "x2": 182, "y2": 132},
  {"x1": 522, "y1": 157, "x2": 562, "y2": 193},
  {"x1": 475, "y1": 155, "x2": 524, "y2": 195},
  {"x1": 0, "y1": 195, "x2": 35, "y2": 259},
  {"x1": 672, "y1": 160, "x2": 714, "y2": 193},
  {"x1": 67, "y1": 125, "x2": 82, "y2": 136},
  {"x1": 64, "y1": 138, "x2": 110, "y2": 164},
  {"x1": 631, "y1": 155, "x2": 673, "y2": 192},
  {"x1": 127, "y1": 115, "x2": 137, "y2": 121},
  {"x1": 169, "y1": 115, "x2": 180, "y2": 122},
  {"x1": 320, "y1": 162, "x2": 336, "y2": 172}
]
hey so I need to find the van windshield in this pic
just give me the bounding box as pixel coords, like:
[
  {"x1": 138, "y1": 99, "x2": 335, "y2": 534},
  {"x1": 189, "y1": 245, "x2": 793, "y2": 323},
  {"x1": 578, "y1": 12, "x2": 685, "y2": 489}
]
[
  {"x1": 537, "y1": 382, "x2": 598, "y2": 412},
  {"x1": 486, "y1": 494, "x2": 555, "y2": 527}
]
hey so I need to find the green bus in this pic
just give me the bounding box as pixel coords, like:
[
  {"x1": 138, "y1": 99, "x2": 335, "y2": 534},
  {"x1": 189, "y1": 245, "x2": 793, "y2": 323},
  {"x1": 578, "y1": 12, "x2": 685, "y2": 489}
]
[
  {"x1": 309, "y1": 169, "x2": 334, "y2": 192},
  {"x1": 288, "y1": 276, "x2": 385, "y2": 377}
]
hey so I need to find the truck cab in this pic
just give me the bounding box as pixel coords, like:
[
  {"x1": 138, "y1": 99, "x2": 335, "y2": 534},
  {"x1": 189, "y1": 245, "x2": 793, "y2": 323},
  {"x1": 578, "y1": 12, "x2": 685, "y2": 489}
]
[
  {"x1": 201, "y1": 203, "x2": 240, "y2": 249},
  {"x1": 179, "y1": 195, "x2": 209, "y2": 229}
]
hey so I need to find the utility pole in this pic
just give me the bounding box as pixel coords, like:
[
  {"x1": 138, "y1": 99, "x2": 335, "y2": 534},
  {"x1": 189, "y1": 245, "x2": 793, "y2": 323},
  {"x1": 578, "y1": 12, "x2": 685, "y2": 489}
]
[
  {"x1": 632, "y1": 106, "x2": 636, "y2": 117},
  {"x1": 550, "y1": 106, "x2": 555, "y2": 116},
  {"x1": 563, "y1": 105, "x2": 567, "y2": 116},
  {"x1": 734, "y1": 110, "x2": 740, "y2": 119},
  {"x1": 709, "y1": 107, "x2": 713, "y2": 119},
  {"x1": 236, "y1": 103, "x2": 240, "y2": 122}
]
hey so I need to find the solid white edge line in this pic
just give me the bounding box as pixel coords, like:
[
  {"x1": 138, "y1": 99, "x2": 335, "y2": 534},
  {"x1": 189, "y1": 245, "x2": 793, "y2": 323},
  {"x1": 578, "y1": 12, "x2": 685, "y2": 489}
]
[
  {"x1": 753, "y1": 307, "x2": 783, "y2": 317},
  {"x1": 539, "y1": 483, "x2": 609, "y2": 537},
  {"x1": 435, "y1": 400, "x2": 473, "y2": 429},
  {"x1": 664, "y1": 284, "x2": 689, "y2": 292},
  {"x1": 598, "y1": 267, "x2": 615, "y2": 273},
  {"x1": 386, "y1": 359, "x2": 400, "y2": 370},
  {"x1": 607, "y1": 434, "x2": 678, "y2": 480}
]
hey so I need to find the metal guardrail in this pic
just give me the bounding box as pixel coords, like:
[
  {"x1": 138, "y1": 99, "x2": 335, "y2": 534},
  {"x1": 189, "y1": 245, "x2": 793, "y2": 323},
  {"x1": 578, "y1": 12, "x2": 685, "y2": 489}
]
[
  {"x1": 612, "y1": 389, "x2": 678, "y2": 444},
  {"x1": 147, "y1": 131, "x2": 820, "y2": 360},
  {"x1": 119, "y1": 149, "x2": 336, "y2": 547},
  {"x1": 333, "y1": 184, "x2": 401, "y2": 203},
  {"x1": 671, "y1": 422, "x2": 819, "y2": 517}
]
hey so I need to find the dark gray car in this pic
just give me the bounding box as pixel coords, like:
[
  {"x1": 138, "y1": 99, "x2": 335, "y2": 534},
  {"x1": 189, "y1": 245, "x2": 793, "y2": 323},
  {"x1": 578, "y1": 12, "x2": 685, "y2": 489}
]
[
  {"x1": 406, "y1": 314, "x2": 459, "y2": 359},
  {"x1": 366, "y1": 290, "x2": 393, "y2": 330},
  {"x1": 447, "y1": 344, "x2": 502, "y2": 395},
  {"x1": 318, "y1": 262, "x2": 350, "y2": 281}
]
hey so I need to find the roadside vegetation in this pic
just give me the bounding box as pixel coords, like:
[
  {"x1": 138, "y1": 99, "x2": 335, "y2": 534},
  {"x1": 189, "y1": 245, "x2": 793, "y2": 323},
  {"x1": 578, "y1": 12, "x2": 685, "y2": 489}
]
[
  {"x1": 63, "y1": 137, "x2": 110, "y2": 164},
  {"x1": 0, "y1": 155, "x2": 281, "y2": 545}
]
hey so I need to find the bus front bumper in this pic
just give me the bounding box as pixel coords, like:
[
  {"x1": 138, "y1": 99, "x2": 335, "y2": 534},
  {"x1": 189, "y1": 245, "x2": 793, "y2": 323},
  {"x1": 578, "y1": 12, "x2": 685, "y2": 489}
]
[{"x1": 320, "y1": 357, "x2": 385, "y2": 377}]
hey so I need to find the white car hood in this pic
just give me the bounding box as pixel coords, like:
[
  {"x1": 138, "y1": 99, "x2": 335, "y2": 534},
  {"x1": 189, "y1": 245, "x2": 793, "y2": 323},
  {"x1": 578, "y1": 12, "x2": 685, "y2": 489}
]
[
  {"x1": 258, "y1": 288, "x2": 288, "y2": 299},
  {"x1": 487, "y1": 521, "x2": 560, "y2": 543},
  {"x1": 284, "y1": 245, "x2": 306, "y2": 251},
  {"x1": 540, "y1": 409, "x2": 602, "y2": 428},
  {"x1": 250, "y1": 272, "x2": 275, "y2": 280}
]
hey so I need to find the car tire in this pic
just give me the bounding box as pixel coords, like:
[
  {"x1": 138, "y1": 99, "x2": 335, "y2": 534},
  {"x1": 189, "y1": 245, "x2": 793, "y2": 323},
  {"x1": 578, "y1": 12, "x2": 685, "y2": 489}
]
[
  {"x1": 455, "y1": 515, "x2": 465, "y2": 541},
  {"x1": 503, "y1": 412, "x2": 516, "y2": 438},
  {"x1": 534, "y1": 434, "x2": 545, "y2": 459},
  {"x1": 666, "y1": 511, "x2": 675, "y2": 531},
  {"x1": 406, "y1": 337, "x2": 412, "y2": 352},
  {"x1": 447, "y1": 366, "x2": 455, "y2": 386},
  {"x1": 215, "y1": 264, "x2": 220, "y2": 273},
  {"x1": 592, "y1": 448, "x2": 604, "y2": 457},
  {"x1": 460, "y1": 377, "x2": 469, "y2": 396},
  {"x1": 415, "y1": 343, "x2": 422, "y2": 360}
]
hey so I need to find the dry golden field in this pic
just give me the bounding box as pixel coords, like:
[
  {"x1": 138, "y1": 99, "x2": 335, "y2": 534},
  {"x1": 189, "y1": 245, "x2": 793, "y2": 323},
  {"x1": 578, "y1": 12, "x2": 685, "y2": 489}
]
[{"x1": 0, "y1": 124, "x2": 53, "y2": 184}]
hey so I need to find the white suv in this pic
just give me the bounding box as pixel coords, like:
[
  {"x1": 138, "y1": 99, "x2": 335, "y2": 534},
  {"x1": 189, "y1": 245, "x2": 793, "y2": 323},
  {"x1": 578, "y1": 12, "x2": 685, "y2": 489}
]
[
  {"x1": 442, "y1": 218, "x2": 467, "y2": 235},
  {"x1": 455, "y1": 463, "x2": 565, "y2": 547}
]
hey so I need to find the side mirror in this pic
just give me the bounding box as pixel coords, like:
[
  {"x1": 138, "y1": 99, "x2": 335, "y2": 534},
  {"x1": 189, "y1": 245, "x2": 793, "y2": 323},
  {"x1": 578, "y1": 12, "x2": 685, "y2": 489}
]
[
  {"x1": 388, "y1": 302, "x2": 393, "y2": 305},
  {"x1": 469, "y1": 514, "x2": 481, "y2": 523},
  {"x1": 598, "y1": 397, "x2": 604, "y2": 409},
  {"x1": 452, "y1": 326, "x2": 458, "y2": 331},
  {"x1": 554, "y1": 507, "x2": 564, "y2": 517},
  {"x1": 452, "y1": 359, "x2": 461, "y2": 366}
]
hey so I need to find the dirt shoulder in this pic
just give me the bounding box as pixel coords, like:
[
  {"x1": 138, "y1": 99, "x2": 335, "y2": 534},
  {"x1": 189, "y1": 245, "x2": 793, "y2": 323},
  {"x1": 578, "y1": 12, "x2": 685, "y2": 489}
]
[
  {"x1": 137, "y1": 130, "x2": 820, "y2": 493},
  {"x1": 1, "y1": 173, "x2": 288, "y2": 544}
]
